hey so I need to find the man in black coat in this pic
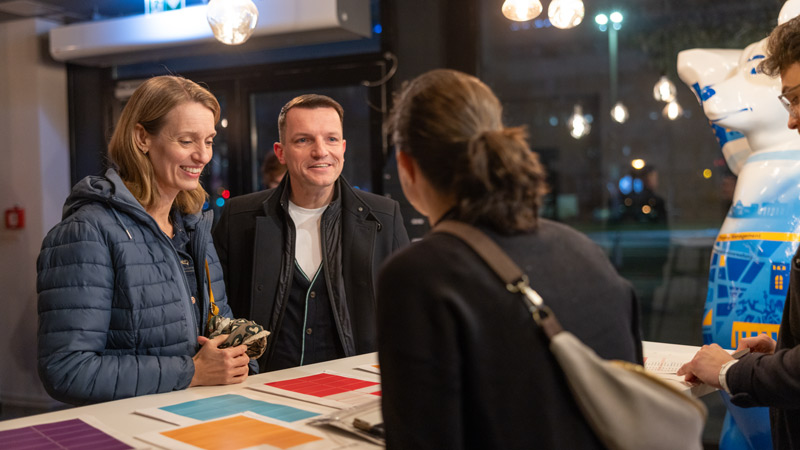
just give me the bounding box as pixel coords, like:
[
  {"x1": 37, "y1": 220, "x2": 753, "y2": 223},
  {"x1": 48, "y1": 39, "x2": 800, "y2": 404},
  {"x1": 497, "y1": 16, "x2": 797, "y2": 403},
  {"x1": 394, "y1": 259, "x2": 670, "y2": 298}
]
[
  {"x1": 213, "y1": 94, "x2": 409, "y2": 372},
  {"x1": 678, "y1": 15, "x2": 800, "y2": 450}
]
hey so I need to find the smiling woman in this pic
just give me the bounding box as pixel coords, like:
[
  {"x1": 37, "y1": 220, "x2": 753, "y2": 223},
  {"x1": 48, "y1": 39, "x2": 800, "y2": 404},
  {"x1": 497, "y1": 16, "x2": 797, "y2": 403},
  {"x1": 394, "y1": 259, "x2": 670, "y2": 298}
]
[
  {"x1": 36, "y1": 75, "x2": 252, "y2": 406},
  {"x1": 135, "y1": 101, "x2": 216, "y2": 232}
]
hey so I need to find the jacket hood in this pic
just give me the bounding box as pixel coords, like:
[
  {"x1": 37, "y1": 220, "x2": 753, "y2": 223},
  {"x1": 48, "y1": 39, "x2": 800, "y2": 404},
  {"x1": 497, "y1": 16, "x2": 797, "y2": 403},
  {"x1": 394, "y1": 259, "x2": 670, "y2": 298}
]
[
  {"x1": 62, "y1": 168, "x2": 143, "y2": 220},
  {"x1": 64, "y1": 168, "x2": 207, "y2": 233}
]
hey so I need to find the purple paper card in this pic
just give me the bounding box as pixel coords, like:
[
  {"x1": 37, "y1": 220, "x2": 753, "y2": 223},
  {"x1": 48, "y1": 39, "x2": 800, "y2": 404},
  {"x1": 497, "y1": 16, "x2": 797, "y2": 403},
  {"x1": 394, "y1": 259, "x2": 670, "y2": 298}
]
[{"x1": 0, "y1": 418, "x2": 132, "y2": 450}]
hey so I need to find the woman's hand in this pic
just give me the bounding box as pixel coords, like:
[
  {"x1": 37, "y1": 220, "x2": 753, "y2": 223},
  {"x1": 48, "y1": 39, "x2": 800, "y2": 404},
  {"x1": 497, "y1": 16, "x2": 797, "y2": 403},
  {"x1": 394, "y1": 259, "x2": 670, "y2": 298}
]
[{"x1": 189, "y1": 334, "x2": 249, "y2": 386}]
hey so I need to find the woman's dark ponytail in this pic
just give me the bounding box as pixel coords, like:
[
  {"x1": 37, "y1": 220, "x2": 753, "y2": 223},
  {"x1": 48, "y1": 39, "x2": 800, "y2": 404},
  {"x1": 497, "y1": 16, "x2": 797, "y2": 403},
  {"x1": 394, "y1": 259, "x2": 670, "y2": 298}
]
[
  {"x1": 389, "y1": 69, "x2": 548, "y2": 233},
  {"x1": 454, "y1": 127, "x2": 547, "y2": 232}
]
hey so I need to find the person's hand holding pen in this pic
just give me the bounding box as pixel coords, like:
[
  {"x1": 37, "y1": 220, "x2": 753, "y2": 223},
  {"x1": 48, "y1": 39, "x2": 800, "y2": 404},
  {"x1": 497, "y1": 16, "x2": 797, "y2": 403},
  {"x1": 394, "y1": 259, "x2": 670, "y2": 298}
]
[{"x1": 736, "y1": 332, "x2": 776, "y2": 355}]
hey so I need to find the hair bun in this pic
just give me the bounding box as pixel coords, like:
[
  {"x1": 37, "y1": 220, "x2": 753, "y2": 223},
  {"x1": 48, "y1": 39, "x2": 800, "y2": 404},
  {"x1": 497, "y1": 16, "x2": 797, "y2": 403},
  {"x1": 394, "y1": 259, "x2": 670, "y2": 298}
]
[{"x1": 388, "y1": 69, "x2": 548, "y2": 232}]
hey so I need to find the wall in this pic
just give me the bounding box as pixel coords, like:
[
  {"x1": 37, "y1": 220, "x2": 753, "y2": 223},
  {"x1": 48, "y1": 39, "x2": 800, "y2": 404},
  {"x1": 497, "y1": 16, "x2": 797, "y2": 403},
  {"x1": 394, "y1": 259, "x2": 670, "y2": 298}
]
[{"x1": 0, "y1": 18, "x2": 70, "y2": 408}]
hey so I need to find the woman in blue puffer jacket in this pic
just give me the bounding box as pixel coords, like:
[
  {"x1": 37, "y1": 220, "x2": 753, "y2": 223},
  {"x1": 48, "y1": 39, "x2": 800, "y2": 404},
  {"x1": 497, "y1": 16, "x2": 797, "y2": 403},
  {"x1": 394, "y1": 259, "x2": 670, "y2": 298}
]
[{"x1": 37, "y1": 75, "x2": 250, "y2": 406}]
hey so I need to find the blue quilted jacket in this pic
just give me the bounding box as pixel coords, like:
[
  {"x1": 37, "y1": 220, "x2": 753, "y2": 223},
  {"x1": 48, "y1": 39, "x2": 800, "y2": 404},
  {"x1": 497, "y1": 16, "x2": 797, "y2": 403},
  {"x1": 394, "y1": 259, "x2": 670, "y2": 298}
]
[{"x1": 37, "y1": 168, "x2": 232, "y2": 405}]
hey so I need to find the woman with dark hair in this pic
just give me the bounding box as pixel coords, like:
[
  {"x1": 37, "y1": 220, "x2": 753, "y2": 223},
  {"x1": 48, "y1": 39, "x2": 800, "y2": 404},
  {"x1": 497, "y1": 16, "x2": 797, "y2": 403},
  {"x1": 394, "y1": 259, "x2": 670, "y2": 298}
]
[
  {"x1": 378, "y1": 69, "x2": 643, "y2": 449},
  {"x1": 37, "y1": 75, "x2": 250, "y2": 405}
]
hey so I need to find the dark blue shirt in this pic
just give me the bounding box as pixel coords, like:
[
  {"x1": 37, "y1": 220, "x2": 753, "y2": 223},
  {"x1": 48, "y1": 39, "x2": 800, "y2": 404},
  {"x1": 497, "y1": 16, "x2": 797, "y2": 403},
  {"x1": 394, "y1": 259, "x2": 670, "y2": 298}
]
[{"x1": 267, "y1": 262, "x2": 344, "y2": 371}]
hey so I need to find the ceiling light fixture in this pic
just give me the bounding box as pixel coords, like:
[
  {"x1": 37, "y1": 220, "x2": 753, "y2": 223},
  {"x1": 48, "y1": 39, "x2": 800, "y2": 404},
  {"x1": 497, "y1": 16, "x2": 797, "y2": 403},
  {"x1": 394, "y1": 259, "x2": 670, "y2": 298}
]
[
  {"x1": 501, "y1": 0, "x2": 543, "y2": 22},
  {"x1": 207, "y1": 0, "x2": 259, "y2": 45},
  {"x1": 663, "y1": 100, "x2": 683, "y2": 120},
  {"x1": 653, "y1": 75, "x2": 677, "y2": 103},
  {"x1": 547, "y1": 0, "x2": 585, "y2": 29},
  {"x1": 610, "y1": 101, "x2": 629, "y2": 124},
  {"x1": 568, "y1": 105, "x2": 591, "y2": 139}
]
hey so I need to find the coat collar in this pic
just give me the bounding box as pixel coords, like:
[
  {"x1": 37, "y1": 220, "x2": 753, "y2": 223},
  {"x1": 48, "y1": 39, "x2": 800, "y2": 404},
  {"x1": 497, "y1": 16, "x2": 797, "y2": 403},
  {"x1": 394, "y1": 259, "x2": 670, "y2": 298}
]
[{"x1": 261, "y1": 174, "x2": 375, "y2": 223}]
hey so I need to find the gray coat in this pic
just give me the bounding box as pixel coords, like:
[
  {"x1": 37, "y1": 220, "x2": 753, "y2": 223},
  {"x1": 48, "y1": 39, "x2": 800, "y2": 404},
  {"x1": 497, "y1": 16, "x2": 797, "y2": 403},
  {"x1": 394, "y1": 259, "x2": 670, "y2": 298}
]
[{"x1": 37, "y1": 168, "x2": 232, "y2": 405}]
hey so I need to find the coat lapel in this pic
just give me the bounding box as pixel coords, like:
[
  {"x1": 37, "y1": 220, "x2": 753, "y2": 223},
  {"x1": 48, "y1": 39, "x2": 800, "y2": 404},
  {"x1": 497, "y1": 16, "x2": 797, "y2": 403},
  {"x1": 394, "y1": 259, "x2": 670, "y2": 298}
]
[
  {"x1": 341, "y1": 188, "x2": 378, "y2": 308},
  {"x1": 251, "y1": 199, "x2": 285, "y2": 332}
]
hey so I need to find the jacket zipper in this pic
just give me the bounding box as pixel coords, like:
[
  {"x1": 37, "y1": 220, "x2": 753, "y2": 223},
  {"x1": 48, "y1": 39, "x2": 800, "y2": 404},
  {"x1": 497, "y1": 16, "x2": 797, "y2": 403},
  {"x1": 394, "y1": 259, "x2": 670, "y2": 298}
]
[{"x1": 113, "y1": 198, "x2": 200, "y2": 348}]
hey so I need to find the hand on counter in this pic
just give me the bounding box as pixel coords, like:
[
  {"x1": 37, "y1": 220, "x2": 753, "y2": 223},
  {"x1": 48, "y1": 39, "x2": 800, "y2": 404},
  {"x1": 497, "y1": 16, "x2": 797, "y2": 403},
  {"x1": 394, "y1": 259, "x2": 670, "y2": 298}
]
[
  {"x1": 189, "y1": 334, "x2": 249, "y2": 387},
  {"x1": 676, "y1": 344, "x2": 733, "y2": 389}
]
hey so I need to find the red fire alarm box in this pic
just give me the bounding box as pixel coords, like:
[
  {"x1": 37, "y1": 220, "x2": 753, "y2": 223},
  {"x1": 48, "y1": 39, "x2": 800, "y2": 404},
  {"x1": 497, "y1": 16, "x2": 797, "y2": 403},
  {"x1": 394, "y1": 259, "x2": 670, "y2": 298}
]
[{"x1": 5, "y1": 206, "x2": 24, "y2": 230}]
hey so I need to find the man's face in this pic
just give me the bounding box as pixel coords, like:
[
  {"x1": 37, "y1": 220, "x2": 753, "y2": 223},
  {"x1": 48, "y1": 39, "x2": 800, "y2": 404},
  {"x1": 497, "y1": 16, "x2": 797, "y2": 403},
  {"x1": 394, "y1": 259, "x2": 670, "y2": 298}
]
[
  {"x1": 780, "y1": 61, "x2": 800, "y2": 131},
  {"x1": 274, "y1": 107, "x2": 346, "y2": 201}
]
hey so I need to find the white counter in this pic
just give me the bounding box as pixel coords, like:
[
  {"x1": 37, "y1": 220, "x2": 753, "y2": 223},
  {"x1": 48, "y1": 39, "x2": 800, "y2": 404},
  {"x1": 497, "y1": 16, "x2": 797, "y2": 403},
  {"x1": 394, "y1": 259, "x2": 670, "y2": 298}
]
[
  {"x1": 0, "y1": 353, "x2": 382, "y2": 449},
  {"x1": 0, "y1": 341, "x2": 713, "y2": 448}
]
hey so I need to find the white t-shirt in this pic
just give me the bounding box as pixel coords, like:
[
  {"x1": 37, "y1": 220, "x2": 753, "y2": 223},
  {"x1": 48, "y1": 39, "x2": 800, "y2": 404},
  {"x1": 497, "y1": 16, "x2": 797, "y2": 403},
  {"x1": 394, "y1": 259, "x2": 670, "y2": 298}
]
[{"x1": 288, "y1": 200, "x2": 327, "y2": 278}]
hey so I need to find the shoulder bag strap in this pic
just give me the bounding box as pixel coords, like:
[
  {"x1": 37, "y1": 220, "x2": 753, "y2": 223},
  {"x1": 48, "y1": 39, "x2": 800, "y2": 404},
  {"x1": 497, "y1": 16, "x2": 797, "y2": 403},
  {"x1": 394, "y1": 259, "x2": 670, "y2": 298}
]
[
  {"x1": 205, "y1": 259, "x2": 219, "y2": 326},
  {"x1": 433, "y1": 220, "x2": 564, "y2": 339}
]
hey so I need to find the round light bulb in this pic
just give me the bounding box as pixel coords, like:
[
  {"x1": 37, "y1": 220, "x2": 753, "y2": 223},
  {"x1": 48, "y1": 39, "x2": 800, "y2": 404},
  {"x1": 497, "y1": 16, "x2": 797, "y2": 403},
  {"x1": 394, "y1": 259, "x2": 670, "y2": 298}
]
[
  {"x1": 548, "y1": 0, "x2": 585, "y2": 29},
  {"x1": 653, "y1": 76, "x2": 677, "y2": 102},
  {"x1": 207, "y1": 0, "x2": 259, "y2": 45},
  {"x1": 568, "y1": 105, "x2": 591, "y2": 139},
  {"x1": 610, "y1": 101, "x2": 629, "y2": 123},
  {"x1": 501, "y1": 0, "x2": 543, "y2": 22},
  {"x1": 663, "y1": 100, "x2": 683, "y2": 120}
]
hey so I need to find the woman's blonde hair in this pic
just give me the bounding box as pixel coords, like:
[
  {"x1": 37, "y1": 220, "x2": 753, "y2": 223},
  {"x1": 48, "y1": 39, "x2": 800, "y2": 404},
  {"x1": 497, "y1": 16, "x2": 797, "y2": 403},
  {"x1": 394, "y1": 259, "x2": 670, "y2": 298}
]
[{"x1": 108, "y1": 75, "x2": 220, "y2": 214}]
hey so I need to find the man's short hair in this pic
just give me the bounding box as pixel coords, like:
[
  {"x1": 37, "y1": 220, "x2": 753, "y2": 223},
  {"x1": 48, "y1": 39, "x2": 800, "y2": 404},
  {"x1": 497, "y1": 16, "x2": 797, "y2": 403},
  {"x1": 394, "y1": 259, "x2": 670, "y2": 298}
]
[
  {"x1": 277, "y1": 94, "x2": 344, "y2": 143},
  {"x1": 760, "y1": 15, "x2": 800, "y2": 77}
]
